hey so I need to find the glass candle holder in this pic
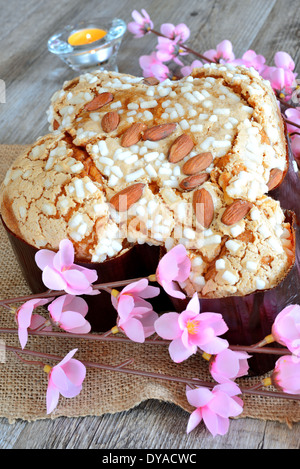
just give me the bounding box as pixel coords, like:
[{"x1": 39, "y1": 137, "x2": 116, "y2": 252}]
[{"x1": 48, "y1": 18, "x2": 127, "y2": 73}]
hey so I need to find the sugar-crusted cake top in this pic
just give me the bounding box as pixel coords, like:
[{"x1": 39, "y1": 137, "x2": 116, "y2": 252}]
[
  {"x1": 0, "y1": 64, "x2": 295, "y2": 298},
  {"x1": 47, "y1": 63, "x2": 287, "y2": 203}
]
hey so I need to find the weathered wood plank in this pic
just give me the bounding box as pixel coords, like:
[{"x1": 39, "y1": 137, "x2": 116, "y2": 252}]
[
  {"x1": 250, "y1": 0, "x2": 300, "y2": 67},
  {"x1": 1, "y1": 401, "x2": 299, "y2": 449},
  {"x1": 177, "y1": 0, "x2": 278, "y2": 59},
  {"x1": 0, "y1": 0, "x2": 46, "y2": 42}
]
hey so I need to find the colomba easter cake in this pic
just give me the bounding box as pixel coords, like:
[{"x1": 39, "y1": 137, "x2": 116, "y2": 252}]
[{"x1": 0, "y1": 64, "x2": 295, "y2": 299}]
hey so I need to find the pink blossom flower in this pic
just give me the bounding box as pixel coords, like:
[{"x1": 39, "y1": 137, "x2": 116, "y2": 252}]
[
  {"x1": 271, "y1": 304, "x2": 300, "y2": 356},
  {"x1": 35, "y1": 239, "x2": 98, "y2": 296},
  {"x1": 154, "y1": 293, "x2": 229, "y2": 362},
  {"x1": 231, "y1": 50, "x2": 266, "y2": 73},
  {"x1": 204, "y1": 40, "x2": 235, "y2": 63},
  {"x1": 155, "y1": 244, "x2": 191, "y2": 299},
  {"x1": 272, "y1": 355, "x2": 300, "y2": 395},
  {"x1": 262, "y1": 51, "x2": 297, "y2": 97},
  {"x1": 16, "y1": 298, "x2": 53, "y2": 349},
  {"x1": 30, "y1": 314, "x2": 52, "y2": 331},
  {"x1": 181, "y1": 59, "x2": 203, "y2": 77},
  {"x1": 160, "y1": 23, "x2": 190, "y2": 43},
  {"x1": 156, "y1": 36, "x2": 188, "y2": 66},
  {"x1": 139, "y1": 52, "x2": 171, "y2": 81},
  {"x1": 209, "y1": 349, "x2": 251, "y2": 383},
  {"x1": 111, "y1": 279, "x2": 160, "y2": 343},
  {"x1": 264, "y1": 67, "x2": 296, "y2": 94},
  {"x1": 290, "y1": 135, "x2": 300, "y2": 161},
  {"x1": 46, "y1": 349, "x2": 86, "y2": 414},
  {"x1": 285, "y1": 108, "x2": 300, "y2": 135},
  {"x1": 186, "y1": 382, "x2": 244, "y2": 436},
  {"x1": 127, "y1": 9, "x2": 153, "y2": 38},
  {"x1": 285, "y1": 107, "x2": 300, "y2": 161},
  {"x1": 275, "y1": 51, "x2": 295, "y2": 71},
  {"x1": 48, "y1": 294, "x2": 91, "y2": 334}
]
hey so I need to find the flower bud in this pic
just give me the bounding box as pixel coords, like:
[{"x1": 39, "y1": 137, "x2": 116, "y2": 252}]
[
  {"x1": 271, "y1": 355, "x2": 300, "y2": 395},
  {"x1": 271, "y1": 305, "x2": 300, "y2": 356}
]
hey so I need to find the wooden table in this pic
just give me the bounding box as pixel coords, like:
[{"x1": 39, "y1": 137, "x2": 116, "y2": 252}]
[{"x1": 0, "y1": 0, "x2": 300, "y2": 449}]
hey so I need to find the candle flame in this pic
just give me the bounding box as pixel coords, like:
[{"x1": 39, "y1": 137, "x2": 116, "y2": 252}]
[{"x1": 68, "y1": 28, "x2": 107, "y2": 46}]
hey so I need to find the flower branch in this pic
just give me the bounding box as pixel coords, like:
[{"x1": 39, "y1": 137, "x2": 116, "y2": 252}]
[
  {"x1": 0, "y1": 326, "x2": 291, "y2": 357},
  {"x1": 0, "y1": 276, "x2": 151, "y2": 307},
  {"x1": 4, "y1": 344, "x2": 300, "y2": 402},
  {"x1": 3, "y1": 341, "x2": 300, "y2": 435},
  {"x1": 148, "y1": 28, "x2": 214, "y2": 64}
]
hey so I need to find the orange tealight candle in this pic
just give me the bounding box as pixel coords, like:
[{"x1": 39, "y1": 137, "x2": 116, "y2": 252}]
[{"x1": 68, "y1": 28, "x2": 107, "y2": 46}]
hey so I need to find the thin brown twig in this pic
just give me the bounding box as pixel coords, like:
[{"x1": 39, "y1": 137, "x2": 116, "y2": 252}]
[
  {"x1": 0, "y1": 276, "x2": 149, "y2": 307},
  {"x1": 244, "y1": 382, "x2": 264, "y2": 392},
  {"x1": 1, "y1": 303, "x2": 14, "y2": 311},
  {"x1": 0, "y1": 290, "x2": 57, "y2": 306},
  {"x1": 0, "y1": 326, "x2": 170, "y2": 345},
  {"x1": 113, "y1": 359, "x2": 135, "y2": 369},
  {"x1": 92, "y1": 276, "x2": 147, "y2": 290},
  {"x1": 0, "y1": 326, "x2": 291, "y2": 356},
  {"x1": 276, "y1": 94, "x2": 299, "y2": 109},
  {"x1": 12, "y1": 350, "x2": 45, "y2": 368},
  {"x1": 283, "y1": 117, "x2": 300, "y2": 130}
]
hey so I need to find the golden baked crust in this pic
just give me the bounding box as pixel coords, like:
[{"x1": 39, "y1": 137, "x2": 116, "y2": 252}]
[
  {"x1": 47, "y1": 64, "x2": 288, "y2": 201},
  {"x1": 0, "y1": 64, "x2": 295, "y2": 298}
]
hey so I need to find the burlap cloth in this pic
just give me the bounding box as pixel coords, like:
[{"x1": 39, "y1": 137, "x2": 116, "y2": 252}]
[{"x1": 0, "y1": 145, "x2": 299, "y2": 426}]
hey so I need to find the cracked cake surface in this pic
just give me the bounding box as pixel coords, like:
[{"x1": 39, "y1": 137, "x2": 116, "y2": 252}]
[{"x1": 0, "y1": 63, "x2": 295, "y2": 298}]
